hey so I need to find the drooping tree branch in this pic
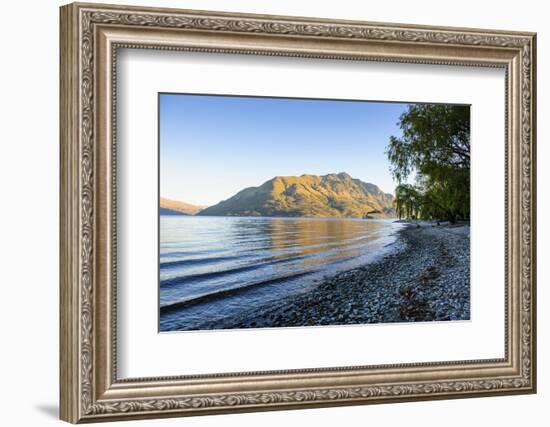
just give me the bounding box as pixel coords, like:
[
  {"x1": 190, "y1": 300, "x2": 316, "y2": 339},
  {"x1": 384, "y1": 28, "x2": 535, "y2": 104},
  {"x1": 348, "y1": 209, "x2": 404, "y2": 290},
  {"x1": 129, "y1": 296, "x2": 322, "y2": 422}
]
[{"x1": 386, "y1": 104, "x2": 470, "y2": 221}]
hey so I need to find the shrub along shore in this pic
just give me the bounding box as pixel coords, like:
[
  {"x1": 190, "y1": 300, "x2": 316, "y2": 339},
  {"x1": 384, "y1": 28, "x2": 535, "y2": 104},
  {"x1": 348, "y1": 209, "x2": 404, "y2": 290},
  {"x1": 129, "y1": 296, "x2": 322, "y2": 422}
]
[{"x1": 200, "y1": 221, "x2": 470, "y2": 330}]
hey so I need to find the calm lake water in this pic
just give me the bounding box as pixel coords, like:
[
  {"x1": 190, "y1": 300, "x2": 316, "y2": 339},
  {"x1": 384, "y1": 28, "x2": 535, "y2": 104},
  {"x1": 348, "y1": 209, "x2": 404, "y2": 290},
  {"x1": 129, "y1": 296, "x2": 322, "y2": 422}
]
[{"x1": 159, "y1": 216, "x2": 403, "y2": 331}]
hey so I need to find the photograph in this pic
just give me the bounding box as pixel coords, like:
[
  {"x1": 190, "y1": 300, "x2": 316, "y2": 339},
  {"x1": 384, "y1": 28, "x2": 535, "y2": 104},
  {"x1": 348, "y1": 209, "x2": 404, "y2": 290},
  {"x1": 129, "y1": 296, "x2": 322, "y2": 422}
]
[{"x1": 158, "y1": 94, "x2": 471, "y2": 332}]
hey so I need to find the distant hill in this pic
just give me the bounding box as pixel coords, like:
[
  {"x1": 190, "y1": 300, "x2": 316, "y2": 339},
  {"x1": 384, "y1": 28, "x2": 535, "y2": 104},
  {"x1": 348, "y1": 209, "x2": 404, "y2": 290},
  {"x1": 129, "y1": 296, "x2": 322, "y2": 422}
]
[
  {"x1": 198, "y1": 173, "x2": 395, "y2": 218},
  {"x1": 160, "y1": 197, "x2": 207, "y2": 215}
]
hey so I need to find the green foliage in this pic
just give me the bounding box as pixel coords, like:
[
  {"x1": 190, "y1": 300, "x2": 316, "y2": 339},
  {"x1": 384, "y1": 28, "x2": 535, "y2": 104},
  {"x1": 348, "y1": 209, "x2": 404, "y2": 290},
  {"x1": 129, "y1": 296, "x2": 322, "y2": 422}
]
[
  {"x1": 387, "y1": 104, "x2": 470, "y2": 222},
  {"x1": 394, "y1": 184, "x2": 422, "y2": 219}
]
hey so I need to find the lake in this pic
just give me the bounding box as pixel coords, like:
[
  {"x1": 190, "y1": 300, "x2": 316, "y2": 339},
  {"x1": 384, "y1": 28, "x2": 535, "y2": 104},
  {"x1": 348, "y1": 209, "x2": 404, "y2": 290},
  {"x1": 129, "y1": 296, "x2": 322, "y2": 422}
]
[{"x1": 159, "y1": 216, "x2": 403, "y2": 331}]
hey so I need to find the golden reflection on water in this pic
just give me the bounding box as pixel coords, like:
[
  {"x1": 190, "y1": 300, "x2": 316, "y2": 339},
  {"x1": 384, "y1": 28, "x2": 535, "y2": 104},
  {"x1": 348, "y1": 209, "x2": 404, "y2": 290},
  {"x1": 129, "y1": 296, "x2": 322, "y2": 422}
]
[{"x1": 268, "y1": 218, "x2": 386, "y2": 265}]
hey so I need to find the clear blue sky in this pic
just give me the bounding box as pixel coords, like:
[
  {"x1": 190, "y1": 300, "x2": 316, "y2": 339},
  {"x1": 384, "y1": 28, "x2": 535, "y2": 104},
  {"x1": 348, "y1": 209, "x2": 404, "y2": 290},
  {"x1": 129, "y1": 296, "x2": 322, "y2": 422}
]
[{"x1": 160, "y1": 93, "x2": 410, "y2": 207}]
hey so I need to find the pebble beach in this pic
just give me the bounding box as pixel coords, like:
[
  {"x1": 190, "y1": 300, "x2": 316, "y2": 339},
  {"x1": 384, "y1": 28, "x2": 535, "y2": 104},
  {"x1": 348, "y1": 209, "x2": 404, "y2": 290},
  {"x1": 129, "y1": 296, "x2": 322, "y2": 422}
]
[{"x1": 200, "y1": 222, "x2": 470, "y2": 330}]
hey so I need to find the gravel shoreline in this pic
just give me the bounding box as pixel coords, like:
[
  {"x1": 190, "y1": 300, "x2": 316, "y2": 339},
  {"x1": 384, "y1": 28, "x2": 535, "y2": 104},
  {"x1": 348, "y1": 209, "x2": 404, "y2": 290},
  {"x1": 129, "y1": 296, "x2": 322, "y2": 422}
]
[{"x1": 200, "y1": 222, "x2": 470, "y2": 330}]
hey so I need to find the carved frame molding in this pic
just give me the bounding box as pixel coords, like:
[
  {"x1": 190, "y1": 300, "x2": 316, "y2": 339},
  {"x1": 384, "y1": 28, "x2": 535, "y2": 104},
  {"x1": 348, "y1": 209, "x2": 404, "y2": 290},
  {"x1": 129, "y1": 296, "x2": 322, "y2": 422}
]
[{"x1": 60, "y1": 2, "x2": 536, "y2": 423}]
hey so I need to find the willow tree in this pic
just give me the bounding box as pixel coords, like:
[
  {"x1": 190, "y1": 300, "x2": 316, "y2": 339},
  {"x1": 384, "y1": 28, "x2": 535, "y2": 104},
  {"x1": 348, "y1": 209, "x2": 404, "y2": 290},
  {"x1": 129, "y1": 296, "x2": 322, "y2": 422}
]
[
  {"x1": 387, "y1": 104, "x2": 470, "y2": 222},
  {"x1": 394, "y1": 184, "x2": 422, "y2": 219}
]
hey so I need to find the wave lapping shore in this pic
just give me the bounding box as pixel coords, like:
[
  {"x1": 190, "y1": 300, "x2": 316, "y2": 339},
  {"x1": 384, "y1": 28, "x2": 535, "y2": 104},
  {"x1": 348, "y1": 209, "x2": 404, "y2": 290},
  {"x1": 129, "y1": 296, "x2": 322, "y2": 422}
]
[{"x1": 199, "y1": 222, "x2": 470, "y2": 330}]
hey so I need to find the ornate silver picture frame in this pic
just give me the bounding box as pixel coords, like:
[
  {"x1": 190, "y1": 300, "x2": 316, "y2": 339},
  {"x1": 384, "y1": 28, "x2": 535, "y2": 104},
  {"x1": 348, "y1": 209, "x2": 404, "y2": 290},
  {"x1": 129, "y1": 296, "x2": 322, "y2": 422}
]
[{"x1": 60, "y1": 2, "x2": 536, "y2": 423}]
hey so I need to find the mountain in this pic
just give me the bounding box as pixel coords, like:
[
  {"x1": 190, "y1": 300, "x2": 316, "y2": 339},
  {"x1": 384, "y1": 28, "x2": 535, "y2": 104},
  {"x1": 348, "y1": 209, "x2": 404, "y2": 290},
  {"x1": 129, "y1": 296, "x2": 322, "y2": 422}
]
[
  {"x1": 160, "y1": 197, "x2": 207, "y2": 215},
  {"x1": 198, "y1": 173, "x2": 395, "y2": 218}
]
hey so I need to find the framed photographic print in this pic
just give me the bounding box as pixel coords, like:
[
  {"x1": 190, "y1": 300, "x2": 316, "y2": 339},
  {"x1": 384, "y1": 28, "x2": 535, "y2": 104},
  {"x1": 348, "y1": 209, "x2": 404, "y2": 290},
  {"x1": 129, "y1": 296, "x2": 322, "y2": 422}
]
[{"x1": 60, "y1": 2, "x2": 537, "y2": 423}]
